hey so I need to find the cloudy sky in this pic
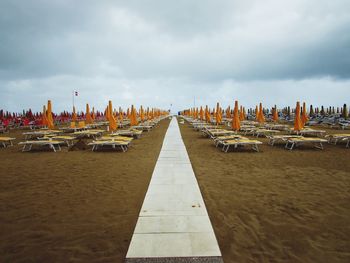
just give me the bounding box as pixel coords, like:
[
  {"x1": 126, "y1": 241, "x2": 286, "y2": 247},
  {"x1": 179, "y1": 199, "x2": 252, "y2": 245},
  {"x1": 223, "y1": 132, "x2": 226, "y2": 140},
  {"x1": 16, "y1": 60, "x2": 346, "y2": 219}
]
[{"x1": 1, "y1": 0, "x2": 349, "y2": 113}]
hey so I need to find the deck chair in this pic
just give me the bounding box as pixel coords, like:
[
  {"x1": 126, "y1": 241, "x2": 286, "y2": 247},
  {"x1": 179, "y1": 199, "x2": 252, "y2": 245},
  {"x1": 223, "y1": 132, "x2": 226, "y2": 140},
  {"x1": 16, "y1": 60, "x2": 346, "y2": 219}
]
[{"x1": 326, "y1": 134, "x2": 350, "y2": 146}]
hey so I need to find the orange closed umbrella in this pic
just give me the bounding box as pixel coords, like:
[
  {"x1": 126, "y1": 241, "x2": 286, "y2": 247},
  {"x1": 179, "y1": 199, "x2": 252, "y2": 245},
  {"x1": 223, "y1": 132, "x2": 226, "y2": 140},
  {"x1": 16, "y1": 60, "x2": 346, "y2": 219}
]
[
  {"x1": 232, "y1": 101, "x2": 241, "y2": 131},
  {"x1": 205, "y1": 105, "x2": 211, "y2": 123},
  {"x1": 72, "y1": 106, "x2": 77, "y2": 122},
  {"x1": 42, "y1": 105, "x2": 48, "y2": 126},
  {"x1": 258, "y1": 103, "x2": 265, "y2": 123},
  {"x1": 273, "y1": 105, "x2": 278, "y2": 122},
  {"x1": 47, "y1": 100, "x2": 55, "y2": 129},
  {"x1": 140, "y1": 106, "x2": 145, "y2": 122},
  {"x1": 108, "y1": 100, "x2": 117, "y2": 131},
  {"x1": 130, "y1": 105, "x2": 138, "y2": 126},
  {"x1": 85, "y1": 103, "x2": 93, "y2": 124},
  {"x1": 301, "y1": 102, "x2": 308, "y2": 127},
  {"x1": 255, "y1": 105, "x2": 259, "y2": 121},
  {"x1": 294, "y1": 101, "x2": 303, "y2": 131},
  {"x1": 243, "y1": 107, "x2": 246, "y2": 120},
  {"x1": 239, "y1": 105, "x2": 244, "y2": 121},
  {"x1": 199, "y1": 106, "x2": 204, "y2": 121},
  {"x1": 216, "y1": 103, "x2": 220, "y2": 125}
]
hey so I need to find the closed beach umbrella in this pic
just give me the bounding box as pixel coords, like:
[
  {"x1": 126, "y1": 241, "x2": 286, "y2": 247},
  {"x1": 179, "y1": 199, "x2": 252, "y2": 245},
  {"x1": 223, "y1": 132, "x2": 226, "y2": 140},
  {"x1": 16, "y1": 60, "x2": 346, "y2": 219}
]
[
  {"x1": 85, "y1": 103, "x2": 93, "y2": 124},
  {"x1": 42, "y1": 105, "x2": 48, "y2": 126},
  {"x1": 199, "y1": 106, "x2": 204, "y2": 121},
  {"x1": 72, "y1": 106, "x2": 77, "y2": 122},
  {"x1": 47, "y1": 100, "x2": 55, "y2": 129},
  {"x1": 273, "y1": 105, "x2": 278, "y2": 122},
  {"x1": 216, "y1": 102, "x2": 220, "y2": 125},
  {"x1": 130, "y1": 105, "x2": 138, "y2": 126},
  {"x1": 255, "y1": 105, "x2": 259, "y2": 121},
  {"x1": 258, "y1": 103, "x2": 265, "y2": 123},
  {"x1": 232, "y1": 100, "x2": 241, "y2": 131},
  {"x1": 294, "y1": 101, "x2": 303, "y2": 131},
  {"x1": 205, "y1": 105, "x2": 211, "y2": 123},
  {"x1": 140, "y1": 106, "x2": 145, "y2": 122},
  {"x1": 108, "y1": 100, "x2": 117, "y2": 131},
  {"x1": 239, "y1": 105, "x2": 244, "y2": 121},
  {"x1": 301, "y1": 102, "x2": 308, "y2": 127}
]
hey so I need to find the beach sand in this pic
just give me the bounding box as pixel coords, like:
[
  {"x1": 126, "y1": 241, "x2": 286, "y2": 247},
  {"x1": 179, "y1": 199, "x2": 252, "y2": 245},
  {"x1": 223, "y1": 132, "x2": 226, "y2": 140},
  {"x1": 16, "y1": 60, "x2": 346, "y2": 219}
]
[
  {"x1": 0, "y1": 118, "x2": 170, "y2": 263},
  {"x1": 179, "y1": 119, "x2": 350, "y2": 263}
]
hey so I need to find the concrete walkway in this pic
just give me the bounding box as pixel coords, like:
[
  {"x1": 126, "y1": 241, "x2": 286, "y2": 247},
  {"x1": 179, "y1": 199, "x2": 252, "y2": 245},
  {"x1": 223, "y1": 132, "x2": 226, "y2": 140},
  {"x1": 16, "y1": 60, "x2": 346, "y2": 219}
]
[{"x1": 126, "y1": 117, "x2": 223, "y2": 262}]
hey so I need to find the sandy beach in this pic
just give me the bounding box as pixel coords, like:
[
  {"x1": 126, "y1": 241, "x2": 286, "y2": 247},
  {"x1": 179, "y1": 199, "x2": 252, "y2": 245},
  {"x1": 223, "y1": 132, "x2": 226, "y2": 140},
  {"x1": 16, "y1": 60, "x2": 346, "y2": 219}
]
[
  {"x1": 179, "y1": 119, "x2": 350, "y2": 262},
  {"x1": 0, "y1": 118, "x2": 170, "y2": 263}
]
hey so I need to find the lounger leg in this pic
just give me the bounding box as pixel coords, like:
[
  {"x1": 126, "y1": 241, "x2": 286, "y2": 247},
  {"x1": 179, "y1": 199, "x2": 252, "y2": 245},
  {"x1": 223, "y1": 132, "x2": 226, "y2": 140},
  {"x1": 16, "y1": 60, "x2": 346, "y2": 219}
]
[
  {"x1": 2, "y1": 142, "x2": 6, "y2": 148},
  {"x1": 315, "y1": 142, "x2": 323, "y2": 150},
  {"x1": 51, "y1": 144, "x2": 56, "y2": 152},
  {"x1": 346, "y1": 140, "x2": 349, "y2": 148}
]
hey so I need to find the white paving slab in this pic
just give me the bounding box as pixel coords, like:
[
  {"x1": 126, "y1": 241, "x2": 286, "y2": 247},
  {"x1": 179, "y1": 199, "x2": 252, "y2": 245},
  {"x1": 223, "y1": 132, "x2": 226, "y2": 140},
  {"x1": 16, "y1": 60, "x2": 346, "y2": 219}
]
[{"x1": 126, "y1": 117, "x2": 223, "y2": 262}]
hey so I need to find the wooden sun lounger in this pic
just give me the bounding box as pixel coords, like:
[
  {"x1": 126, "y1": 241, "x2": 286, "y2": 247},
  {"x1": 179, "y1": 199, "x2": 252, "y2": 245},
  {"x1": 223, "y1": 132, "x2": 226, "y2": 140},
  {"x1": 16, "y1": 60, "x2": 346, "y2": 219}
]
[
  {"x1": 284, "y1": 137, "x2": 328, "y2": 150},
  {"x1": 221, "y1": 139, "x2": 263, "y2": 152},
  {"x1": 18, "y1": 140, "x2": 62, "y2": 152},
  {"x1": 0, "y1": 137, "x2": 16, "y2": 147},
  {"x1": 88, "y1": 140, "x2": 130, "y2": 152}
]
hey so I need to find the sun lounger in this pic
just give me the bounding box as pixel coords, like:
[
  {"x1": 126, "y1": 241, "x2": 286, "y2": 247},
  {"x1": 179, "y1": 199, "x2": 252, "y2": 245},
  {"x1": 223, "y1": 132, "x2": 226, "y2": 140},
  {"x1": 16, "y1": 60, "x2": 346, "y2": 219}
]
[
  {"x1": 291, "y1": 128, "x2": 326, "y2": 137},
  {"x1": 214, "y1": 135, "x2": 247, "y2": 147},
  {"x1": 112, "y1": 129, "x2": 142, "y2": 139},
  {"x1": 253, "y1": 129, "x2": 280, "y2": 137},
  {"x1": 132, "y1": 125, "x2": 153, "y2": 132},
  {"x1": 284, "y1": 137, "x2": 328, "y2": 150},
  {"x1": 98, "y1": 135, "x2": 133, "y2": 142},
  {"x1": 23, "y1": 130, "x2": 63, "y2": 139},
  {"x1": 221, "y1": 139, "x2": 263, "y2": 152},
  {"x1": 88, "y1": 140, "x2": 130, "y2": 152},
  {"x1": 18, "y1": 140, "x2": 62, "y2": 152},
  {"x1": 0, "y1": 137, "x2": 16, "y2": 147},
  {"x1": 41, "y1": 135, "x2": 77, "y2": 147},
  {"x1": 73, "y1": 129, "x2": 105, "y2": 139},
  {"x1": 267, "y1": 135, "x2": 303, "y2": 146},
  {"x1": 325, "y1": 134, "x2": 350, "y2": 147}
]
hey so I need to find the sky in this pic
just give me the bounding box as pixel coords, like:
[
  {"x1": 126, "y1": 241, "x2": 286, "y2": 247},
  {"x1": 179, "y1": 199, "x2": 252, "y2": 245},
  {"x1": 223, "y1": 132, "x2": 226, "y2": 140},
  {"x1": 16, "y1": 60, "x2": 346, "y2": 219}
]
[{"x1": 1, "y1": 0, "x2": 350, "y2": 113}]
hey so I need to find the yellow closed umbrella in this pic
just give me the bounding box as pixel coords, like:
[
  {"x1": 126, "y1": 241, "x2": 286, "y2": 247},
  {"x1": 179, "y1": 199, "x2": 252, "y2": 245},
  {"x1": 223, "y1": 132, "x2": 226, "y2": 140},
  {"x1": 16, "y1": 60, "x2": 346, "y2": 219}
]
[
  {"x1": 232, "y1": 101, "x2": 240, "y2": 131},
  {"x1": 47, "y1": 100, "x2": 55, "y2": 129},
  {"x1": 294, "y1": 101, "x2": 303, "y2": 131},
  {"x1": 85, "y1": 103, "x2": 93, "y2": 124}
]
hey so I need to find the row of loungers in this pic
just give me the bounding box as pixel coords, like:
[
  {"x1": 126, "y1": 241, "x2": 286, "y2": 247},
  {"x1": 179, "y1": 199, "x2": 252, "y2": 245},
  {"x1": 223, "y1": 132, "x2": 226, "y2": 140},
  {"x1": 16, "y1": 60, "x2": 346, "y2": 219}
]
[
  {"x1": 186, "y1": 118, "x2": 350, "y2": 151},
  {"x1": 0, "y1": 119, "x2": 164, "y2": 152}
]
